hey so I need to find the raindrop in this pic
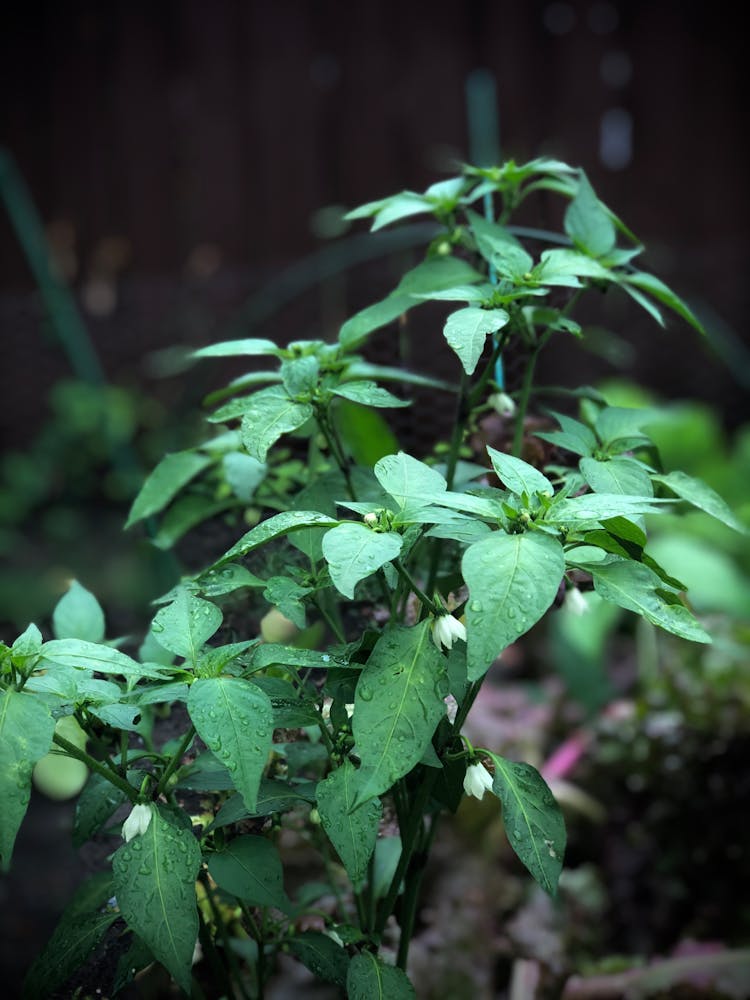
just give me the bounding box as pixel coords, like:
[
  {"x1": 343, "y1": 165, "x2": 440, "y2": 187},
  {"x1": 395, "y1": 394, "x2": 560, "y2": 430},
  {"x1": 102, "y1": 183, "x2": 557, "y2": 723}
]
[
  {"x1": 470, "y1": 600, "x2": 483, "y2": 613},
  {"x1": 359, "y1": 686, "x2": 373, "y2": 702}
]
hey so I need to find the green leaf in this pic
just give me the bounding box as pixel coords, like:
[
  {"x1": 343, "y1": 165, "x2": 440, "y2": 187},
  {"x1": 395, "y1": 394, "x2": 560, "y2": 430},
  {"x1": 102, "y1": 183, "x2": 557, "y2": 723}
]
[
  {"x1": 411, "y1": 282, "x2": 493, "y2": 303},
  {"x1": 653, "y1": 470, "x2": 748, "y2": 534},
  {"x1": 487, "y1": 447, "x2": 553, "y2": 497},
  {"x1": 281, "y1": 355, "x2": 320, "y2": 396},
  {"x1": 288, "y1": 931, "x2": 349, "y2": 987},
  {"x1": 338, "y1": 294, "x2": 413, "y2": 350},
  {"x1": 208, "y1": 779, "x2": 316, "y2": 829},
  {"x1": 467, "y1": 210, "x2": 533, "y2": 278},
  {"x1": 187, "y1": 677, "x2": 274, "y2": 812},
  {"x1": 537, "y1": 248, "x2": 613, "y2": 284},
  {"x1": 250, "y1": 643, "x2": 350, "y2": 671},
  {"x1": 151, "y1": 589, "x2": 223, "y2": 665},
  {"x1": 547, "y1": 493, "x2": 669, "y2": 524},
  {"x1": 591, "y1": 560, "x2": 711, "y2": 642},
  {"x1": 0, "y1": 689, "x2": 55, "y2": 870},
  {"x1": 52, "y1": 580, "x2": 105, "y2": 643},
  {"x1": 351, "y1": 621, "x2": 447, "y2": 806},
  {"x1": 151, "y1": 496, "x2": 234, "y2": 550},
  {"x1": 535, "y1": 411, "x2": 596, "y2": 458},
  {"x1": 263, "y1": 576, "x2": 311, "y2": 629},
  {"x1": 192, "y1": 337, "x2": 280, "y2": 358},
  {"x1": 623, "y1": 271, "x2": 704, "y2": 334},
  {"x1": 207, "y1": 834, "x2": 290, "y2": 911},
  {"x1": 463, "y1": 531, "x2": 565, "y2": 680},
  {"x1": 622, "y1": 281, "x2": 665, "y2": 326},
  {"x1": 240, "y1": 388, "x2": 313, "y2": 463},
  {"x1": 332, "y1": 380, "x2": 410, "y2": 408},
  {"x1": 10, "y1": 623, "x2": 43, "y2": 670},
  {"x1": 564, "y1": 171, "x2": 616, "y2": 257},
  {"x1": 222, "y1": 452, "x2": 267, "y2": 502},
  {"x1": 73, "y1": 771, "x2": 131, "y2": 847},
  {"x1": 213, "y1": 511, "x2": 339, "y2": 568},
  {"x1": 580, "y1": 457, "x2": 653, "y2": 497},
  {"x1": 112, "y1": 806, "x2": 201, "y2": 995},
  {"x1": 126, "y1": 451, "x2": 212, "y2": 528},
  {"x1": 198, "y1": 564, "x2": 265, "y2": 597},
  {"x1": 317, "y1": 760, "x2": 383, "y2": 888},
  {"x1": 40, "y1": 639, "x2": 168, "y2": 679},
  {"x1": 488, "y1": 753, "x2": 566, "y2": 896},
  {"x1": 334, "y1": 399, "x2": 401, "y2": 467},
  {"x1": 443, "y1": 307, "x2": 509, "y2": 375},
  {"x1": 595, "y1": 406, "x2": 655, "y2": 448},
  {"x1": 322, "y1": 523, "x2": 402, "y2": 599},
  {"x1": 374, "y1": 452, "x2": 447, "y2": 508},
  {"x1": 347, "y1": 952, "x2": 416, "y2": 1000}
]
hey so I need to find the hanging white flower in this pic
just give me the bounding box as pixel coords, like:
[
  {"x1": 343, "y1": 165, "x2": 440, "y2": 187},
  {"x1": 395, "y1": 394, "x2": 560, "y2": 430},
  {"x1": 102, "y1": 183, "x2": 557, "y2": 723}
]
[
  {"x1": 563, "y1": 586, "x2": 589, "y2": 616},
  {"x1": 463, "y1": 761, "x2": 493, "y2": 800},
  {"x1": 431, "y1": 613, "x2": 467, "y2": 652},
  {"x1": 488, "y1": 392, "x2": 517, "y2": 418},
  {"x1": 121, "y1": 803, "x2": 153, "y2": 842}
]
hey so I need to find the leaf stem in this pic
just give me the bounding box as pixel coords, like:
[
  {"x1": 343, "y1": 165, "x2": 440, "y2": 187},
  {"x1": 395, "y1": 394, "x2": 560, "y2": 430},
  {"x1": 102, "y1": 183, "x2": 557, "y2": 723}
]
[
  {"x1": 154, "y1": 724, "x2": 196, "y2": 798},
  {"x1": 392, "y1": 560, "x2": 440, "y2": 616}
]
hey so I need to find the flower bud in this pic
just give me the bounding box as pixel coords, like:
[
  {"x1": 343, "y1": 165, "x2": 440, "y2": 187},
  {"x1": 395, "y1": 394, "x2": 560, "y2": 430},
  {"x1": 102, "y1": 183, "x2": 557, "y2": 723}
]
[
  {"x1": 363, "y1": 512, "x2": 378, "y2": 527},
  {"x1": 488, "y1": 392, "x2": 517, "y2": 418},
  {"x1": 121, "y1": 802, "x2": 153, "y2": 842}
]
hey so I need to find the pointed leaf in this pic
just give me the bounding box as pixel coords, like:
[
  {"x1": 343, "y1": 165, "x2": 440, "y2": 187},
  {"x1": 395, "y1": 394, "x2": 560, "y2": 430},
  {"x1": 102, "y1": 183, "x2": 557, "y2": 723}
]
[
  {"x1": 207, "y1": 834, "x2": 290, "y2": 911},
  {"x1": 332, "y1": 380, "x2": 410, "y2": 408},
  {"x1": 488, "y1": 753, "x2": 566, "y2": 896},
  {"x1": 192, "y1": 337, "x2": 280, "y2": 358},
  {"x1": 52, "y1": 580, "x2": 105, "y2": 642},
  {"x1": 288, "y1": 931, "x2": 350, "y2": 987},
  {"x1": 580, "y1": 457, "x2": 653, "y2": 497},
  {"x1": 374, "y1": 452, "x2": 447, "y2": 508},
  {"x1": 322, "y1": 523, "x2": 402, "y2": 599},
  {"x1": 564, "y1": 171, "x2": 616, "y2": 257},
  {"x1": 213, "y1": 511, "x2": 338, "y2": 568},
  {"x1": 467, "y1": 210, "x2": 533, "y2": 278},
  {"x1": 624, "y1": 271, "x2": 704, "y2": 334},
  {"x1": 151, "y1": 590, "x2": 222, "y2": 664},
  {"x1": 39, "y1": 639, "x2": 170, "y2": 679},
  {"x1": 463, "y1": 531, "x2": 565, "y2": 680},
  {"x1": 240, "y1": 388, "x2": 313, "y2": 462},
  {"x1": 317, "y1": 760, "x2": 382, "y2": 888},
  {"x1": 487, "y1": 447, "x2": 554, "y2": 497},
  {"x1": 112, "y1": 807, "x2": 201, "y2": 995},
  {"x1": 352, "y1": 622, "x2": 447, "y2": 806},
  {"x1": 347, "y1": 952, "x2": 416, "y2": 1000},
  {"x1": 187, "y1": 677, "x2": 274, "y2": 812},
  {"x1": 443, "y1": 307, "x2": 509, "y2": 374},
  {"x1": 0, "y1": 689, "x2": 55, "y2": 869},
  {"x1": 653, "y1": 470, "x2": 747, "y2": 534},
  {"x1": 126, "y1": 451, "x2": 212, "y2": 528}
]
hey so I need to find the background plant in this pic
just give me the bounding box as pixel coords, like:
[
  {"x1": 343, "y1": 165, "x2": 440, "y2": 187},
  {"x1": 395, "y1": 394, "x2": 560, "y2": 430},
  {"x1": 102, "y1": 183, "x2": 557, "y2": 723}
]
[{"x1": 3, "y1": 157, "x2": 745, "y2": 999}]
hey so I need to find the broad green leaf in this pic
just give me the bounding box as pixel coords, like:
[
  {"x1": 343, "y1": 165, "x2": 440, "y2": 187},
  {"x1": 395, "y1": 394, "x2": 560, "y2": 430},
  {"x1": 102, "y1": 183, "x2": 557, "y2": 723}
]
[
  {"x1": 10, "y1": 623, "x2": 43, "y2": 670},
  {"x1": 151, "y1": 589, "x2": 222, "y2": 665},
  {"x1": 198, "y1": 563, "x2": 265, "y2": 597},
  {"x1": 547, "y1": 494, "x2": 669, "y2": 524},
  {"x1": 316, "y1": 760, "x2": 383, "y2": 888},
  {"x1": 263, "y1": 576, "x2": 311, "y2": 629},
  {"x1": 624, "y1": 271, "x2": 704, "y2": 334},
  {"x1": 591, "y1": 560, "x2": 711, "y2": 642},
  {"x1": 126, "y1": 451, "x2": 212, "y2": 528},
  {"x1": 0, "y1": 689, "x2": 56, "y2": 869},
  {"x1": 334, "y1": 399, "x2": 401, "y2": 467},
  {"x1": 487, "y1": 446, "x2": 553, "y2": 497},
  {"x1": 73, "y1": 771, "x2": 131, "y2": 847},
  {"x1": 351, "y1": 621, "x2": 447, "y2": 806},
  {"x1": 187, "y1": 677, "x2": 274, "y2": 812},
  {"x1": 564, "y1": 171, "x2": 616, "y2": 257},
  {"x1": 338, "y1": 294, "x2": 413, "y2": 350},
  {"x1": 370, "y1": 192, "x2": 431, "y2": 230},
  {"x1": 249, "y1": 643, "x2": 350, "y2": 671},
  {"x1": 222, "y1": 452, "x2": 267, "y2": 502},
  {"x1": 443, "y1": 307, "x2": 509, "y2": 374},
  {"x1": 40, "y1": 640, "x2": 169, "y2": 679},
  {"x1": 347, "y1": 952, "x2": 416, "y2": 1000},
  {"x1": 411, "y1": 282, "x2": 493, "y2": 303},
  {"x1": 467, "y1": 210, "x2": 533, "y2": 278},
  {"x1": 112, "y1": 806, "x2": 201, "y2": 995},
  {"x1": 288, "y1": 931, "x2": 349, "y2": 987},
  {"x1": 196, "y1": 641, "x2": 255, "y2": 678},
  {"x1": 580, "y1": 457, "x2": 653, "y2": 497},
  {"x1": 332, "y1": 380, "x2": 410, "y2": 408},
  {"x1": 281, "y1": 355, "x2": 319, "y2": 396},
  {"x1": 463, "y1": 531, "x2": 565, "y2": 680},
  {"x1": 426, "y1": 514, "x2": 492, "y2": 545},
  {"x1": 595, "y1": 406, "x2": 655, "y2": 448},
  {"x1": 537, "y1": 248, "x2": 613, "y2": 284},
  {"x1": 52, "y1": 580, "x2": 105, "y2": 642},
  {"x1": 322, "y1": 523, "x2": 402, "y2": 599},
  {"x1": 192, "y1": 337, "x2": 280, "y2": 358},
  {"x1": 535, "y1": 411, "x2": 596, "y2": 458},
  {"x1": 374, "y1": 452, "x2": 447, "y2": 508},
  {"x1": 653, "y1": 470, "x2": 748, "y2": 534},
  {"x1": 488, "y1": 753, "x2": 566, "y2": 896},
  {"x1": 213, "y1": 511, "x2": 338, "y2": 568},
  {"x1": 240, "y1": 388, "x2": 313, "y2": 462},
  {"x1": 207, "y1": 834, "x2": 290, "y2": 911}
]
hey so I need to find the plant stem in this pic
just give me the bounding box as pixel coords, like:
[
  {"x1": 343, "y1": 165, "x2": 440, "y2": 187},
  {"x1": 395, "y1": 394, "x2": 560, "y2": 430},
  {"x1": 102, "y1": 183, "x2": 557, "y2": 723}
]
[
  {"x1": 393, "y1": 560, "x2": 440, "y2": 616},
  {"x1": 51, "y1": 733, "x2": 138, "y2": 802},
  {"x1": 395, "y1": 811, "x2": 441, "y2": 970},
  {"x1": 154, "y1": 725, "x2": 196, "y2": 798}
]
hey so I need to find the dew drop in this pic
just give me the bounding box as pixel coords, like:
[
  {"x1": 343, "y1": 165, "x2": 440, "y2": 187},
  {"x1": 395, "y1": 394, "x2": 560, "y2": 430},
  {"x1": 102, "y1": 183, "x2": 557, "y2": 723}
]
[
  {"x1": 470, "y1": 600, "x2": 483, "y2": 613},
  {"x1": 359, "y1": 686, "x2": 373, "y2": 702}
]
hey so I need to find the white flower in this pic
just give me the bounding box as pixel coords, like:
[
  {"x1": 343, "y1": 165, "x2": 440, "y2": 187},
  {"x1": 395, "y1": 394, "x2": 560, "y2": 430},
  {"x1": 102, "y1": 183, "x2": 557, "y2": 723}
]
[
  {"x1": 563, "y1": 586, "x2": 589, "y2": 617},
  {"x1": 121, "y1": 803, "x2": 153, "y2": 842},
  {"x1": 463, "y1": 761, "x2": 493, "y2": 800},
  {"x1": 488, "y1": 392, "x2": 517, "y2": 418},
  {"x1": 363, "y1": 512, "x2": 378, "y2": 526},
  {"x1": 431, "y1": 614, "x2": 467, "y2": 652}
]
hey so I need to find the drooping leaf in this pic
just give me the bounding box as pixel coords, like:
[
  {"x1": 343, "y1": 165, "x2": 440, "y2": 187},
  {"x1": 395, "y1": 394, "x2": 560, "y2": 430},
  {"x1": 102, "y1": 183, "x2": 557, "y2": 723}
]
[
  {"x1": 351, "y1": 621, "x2": 447, "y2": 806},
  {"x1": 52, "y1": 580, "x2": 105, "y2": 643},
  {"x1": 653, "y1": 470, "x2": 748, "y2": 534},
  {"x1": 322, "y1": 523, "x2": 402, "y2": 599},
  {"x1": 317, "y1": 760, "x2": 383, "y2": 888},
  {"x1": 443, "y1": 306, "x2": 509, "y2": 374},
  {"x1": 623, "y1": 271, "x2": 704, "y2": 334},
  {"x1": 288, "y1": 931, "x2": 350, "y2": 987},
  {"x1": 347, "y1": 952, "x2": 416, "y2": 1000},
  {"x1": 0, "y1": 689, "x2": 56, "y2": 869},
  {"x1": 488, "y1": 753, "x2": 566, "y2": 896},
  {"x1": 239, "y1": 387, "x2": 313, "y2": 462},
  {"x1": 207, "y1": 834, "x2": 290, "y2": 911},
  {"x1": 463, "y1": 531, "x2": 565, "y2": 680},
  {"x1": 487, "y1": 447, "x2": 554, "y2": 497},
  {"x1": 591, "y1": 560, "x2": 711, "y2": 642},
  {"x1": 126, "y1": 451, "x2": 212, "y2": 528},
  {"x1": 187, "y1": 677, "x2": 274, "y2": 812},
  {"x1": 151, "y1": 589, "x2": 222, "y2": 665},
  {"x1": 112, "y1": 806, "x2": 201, "y2": 995},
  {"x1": 564, "y1": 171, "x2": 616, "y2": 257}
]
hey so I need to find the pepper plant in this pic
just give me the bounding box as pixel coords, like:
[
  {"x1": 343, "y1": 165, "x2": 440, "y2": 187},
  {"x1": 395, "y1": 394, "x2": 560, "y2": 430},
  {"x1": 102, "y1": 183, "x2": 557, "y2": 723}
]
[{"x1": 3, "y1": 157, "x2": 745, "y2": 999}]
